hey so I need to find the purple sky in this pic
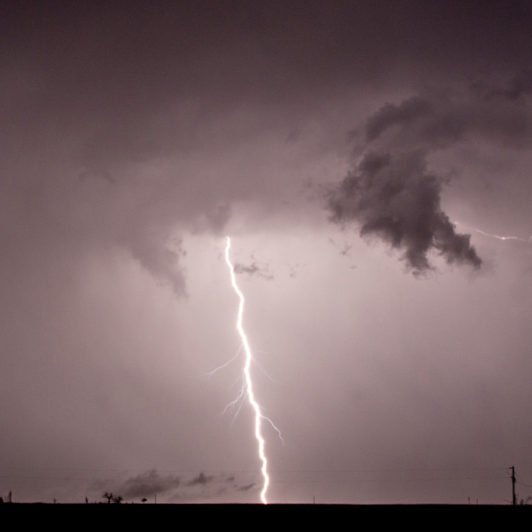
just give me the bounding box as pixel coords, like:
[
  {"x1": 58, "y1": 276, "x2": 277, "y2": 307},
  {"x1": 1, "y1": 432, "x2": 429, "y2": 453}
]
[{"x1": 1, "y1": 1, "x2": 532, "y2": 504}]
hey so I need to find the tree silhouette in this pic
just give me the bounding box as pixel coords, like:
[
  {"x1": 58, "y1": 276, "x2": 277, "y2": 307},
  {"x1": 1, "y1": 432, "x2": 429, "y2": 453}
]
[{"x1": 103, "y1": 491, "x2": 113, "y2": 504}]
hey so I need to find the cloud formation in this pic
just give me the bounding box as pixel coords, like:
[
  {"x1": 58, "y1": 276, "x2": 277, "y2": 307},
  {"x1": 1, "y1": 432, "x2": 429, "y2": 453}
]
[
  {"x1": 186, "y1": 472, "x2": 214, "y2": 486},
  {"x1": 91, "y1": 470, "x2": 257, "y2": 502},
  {"x1": 365, "y1": 97, "x2": 432, "y2": 142},
  {"x1": 120, "y1": 469, "x2": 181, "y2": 499},
  {"x1": 328, "y1": 151, "x2": 481, "y2": 272},
  {"x1": 234, "y1": 260, "x2": 274, "y2": 280},
  {"x1": 328, "y1": 74, "x2": 532, "y2": 273}
]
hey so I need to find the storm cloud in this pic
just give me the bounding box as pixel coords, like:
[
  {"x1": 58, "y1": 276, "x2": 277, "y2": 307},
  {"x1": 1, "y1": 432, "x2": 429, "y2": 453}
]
[
  {"x1": 187, "y1": 472, "x2": 214, "y2": 487},
  {"x1": 328, "y1": 74, "x2": 532, "y2": 273},
  {"x1": 234, "y1": 260, "x2": 274, "y2": 280},
  {"x1": 120, "y1": 469, "x2": 181, "y2": 499},
  {"x1": 91, "y1": 470, "x2": 247, "y2": 502},
  {"x1": 328, "y1": 150, "x2": 481, "y2": 273}
]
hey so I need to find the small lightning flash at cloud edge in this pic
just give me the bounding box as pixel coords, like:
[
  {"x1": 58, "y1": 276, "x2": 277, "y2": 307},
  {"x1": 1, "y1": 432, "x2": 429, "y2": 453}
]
[
  {"x1": 224, "y1": 236, "x2": 271, "y2": 504},
  {"x1": 454, "y1": 220, "x2": 532, "y2": 244},
  {"x1": 470, "y1": 228, "x2": 532, "y2": 243}
]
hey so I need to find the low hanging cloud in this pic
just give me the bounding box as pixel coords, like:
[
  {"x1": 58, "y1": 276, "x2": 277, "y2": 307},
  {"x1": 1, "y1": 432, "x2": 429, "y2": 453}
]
[
  {"x1": 186, "y1": 472, "x2": 214, "y2": 486},
  {"x1": 120, "y1": 469, "x2": 181, "y2": 499},
  {"x1": 90, "y1": 469, "x2": 255, "y2": 502},
  {"x1": 327, "y1": 72, "x2": 532, "y2": 273},
  {"x1": 238, "y1": 482, "x2": 255, "y2": 491},
  {"x1": 328, "y1": 150, "x2": 481, "y2": 272},
  {"x1": 125, "y1": 229, "x2": 187, "y2": 297},
  {"x1": 234, "y1": 259, "x2": 274, "y2": 280}
]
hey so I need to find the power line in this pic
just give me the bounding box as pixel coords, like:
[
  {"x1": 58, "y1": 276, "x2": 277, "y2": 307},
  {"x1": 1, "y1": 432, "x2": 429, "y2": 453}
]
[{"x1": 511, "y1": 466, "x2": 517, "y2": 506}]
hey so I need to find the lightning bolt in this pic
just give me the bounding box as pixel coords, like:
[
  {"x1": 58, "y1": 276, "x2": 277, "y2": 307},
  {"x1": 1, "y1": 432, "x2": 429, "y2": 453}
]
[
  {"x1": 469, "y1": 228, "x2": 532, "y2": 243},
  {"x1": 454, "y1": 220, "x2": 532, "y2": 244},
  {"x1": 202, "y1": 346, "x2": 242, "y2": 378},
  {"x1": 224, "y1": 236, "x2": 271, "y2": 504}
]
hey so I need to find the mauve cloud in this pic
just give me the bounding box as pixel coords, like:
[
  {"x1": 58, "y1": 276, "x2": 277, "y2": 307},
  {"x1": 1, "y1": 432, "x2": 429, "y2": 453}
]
[
  {"x1": 365, "y1": 97, "x2": 432, "y2": 142},
  {"x1": 91, "y1": 470, "x2": 248, "y2": 502},
  {"x1": 327, "y1": 74, "x2": 532, "y2": 273},
  {"x1": 234, "y1": 260, "x2": 274, "y2": 280},
  {"x1": 187, "y1": 472, "x2": 214, "y2": 487},
  {"x1": 120, "y1": 469, "x2": 181, "y2": 499},
  {"x1": 328, "y1": 150, "x2": 481, "y2": 273}
]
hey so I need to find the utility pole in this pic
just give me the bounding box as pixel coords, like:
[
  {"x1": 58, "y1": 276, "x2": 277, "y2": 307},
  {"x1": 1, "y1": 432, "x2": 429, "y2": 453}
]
[{"x1": 510, "y1": 466, "x2": 517, "y2": 506}]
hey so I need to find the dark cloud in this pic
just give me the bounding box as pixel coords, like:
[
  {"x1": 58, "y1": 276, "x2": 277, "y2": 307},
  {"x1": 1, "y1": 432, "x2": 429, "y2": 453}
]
[
  {"x1": 472, "y1": 70, "x2": 532, "y2": 102},
  {"x1": 328, "y1": 74, "x2": 532, "y2": 273},
  {"x1": 186, "y1": 472, "x2": 214, "y2": 487},
  {"x1": 205, "y1": 204, "x2": 232, "y2": 234},
  {"x1": 124, "y1": 230, "x2": 187, "y2": 297},
  {"x1": 234, "y1": 261, "x2": 274, "y2": 280},
  {"x1": 365, "y1": 97, "x2": 432, "y2": 142},
  {"x1": 238, "y1": 482, "x2": 255, "y2": 491},
  {"x1": 328, "y1": 150, "x2": 481, "y2": 273},
  {"x1": 2, "y1": 2, "x2": 531, "y2": 295},
  {"x1": 365, "y1": 83, "x2": 532, "y2": 149},
  {"x1": 120, "y1": 469, "x2": 181, "y2": 500},
  {"x1": 91, "y1": 470, "x2": 230, "y2": 501}
]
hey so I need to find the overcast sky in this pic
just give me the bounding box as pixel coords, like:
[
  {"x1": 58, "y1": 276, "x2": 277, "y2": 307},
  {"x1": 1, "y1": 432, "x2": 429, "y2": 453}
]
[{"x1": 1, "y1": 1, "x2": 532, "y2": 504}]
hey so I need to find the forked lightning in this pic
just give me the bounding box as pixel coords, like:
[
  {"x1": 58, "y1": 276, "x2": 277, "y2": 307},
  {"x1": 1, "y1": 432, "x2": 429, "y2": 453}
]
[{"x1": 224, "y1": 236, "x2": 271, "y2": 504}]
